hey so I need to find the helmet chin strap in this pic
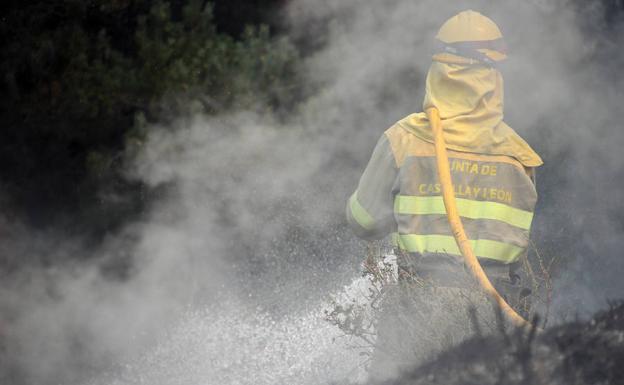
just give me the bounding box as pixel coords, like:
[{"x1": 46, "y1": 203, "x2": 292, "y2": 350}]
[
  {"x1": 434, "y1": 39, "x2": 507, "y2": 67},
  {"x1": 439, "y1": 44, "x2": 497, "y2": 66}
]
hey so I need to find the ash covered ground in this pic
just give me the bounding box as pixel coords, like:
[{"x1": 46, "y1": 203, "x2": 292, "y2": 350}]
[{"x1": 386, "y1": 303, "x2": 624, "y2": 385}]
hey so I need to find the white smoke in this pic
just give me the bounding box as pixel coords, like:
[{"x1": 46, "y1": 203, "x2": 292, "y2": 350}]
[
  {"x1": 289, "y1": 0, "x2": 624, "y2": 318},
  {"x1": 3, "y1": 1, "x2": 624, "y2": 384}
]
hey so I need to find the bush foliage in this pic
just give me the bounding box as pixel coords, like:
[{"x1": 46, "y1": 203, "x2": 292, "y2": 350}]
[{"x1": 0, "y1": 0, "x2": 299, "y2": 235}]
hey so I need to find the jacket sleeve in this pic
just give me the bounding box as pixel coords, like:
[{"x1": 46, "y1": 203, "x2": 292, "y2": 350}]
[{"x1": 346, "y1": 134, "x2": 399, "y2": 240}]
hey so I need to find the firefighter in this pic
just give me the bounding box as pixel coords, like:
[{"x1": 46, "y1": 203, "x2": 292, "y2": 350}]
[{"x1": 345, "y1": 10, "x2": 543, "y2": 379}]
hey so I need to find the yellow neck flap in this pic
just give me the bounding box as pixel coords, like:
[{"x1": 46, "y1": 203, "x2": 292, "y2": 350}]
[{"x1": 399, "y1": 55, "x2": 543, "y2": 168}]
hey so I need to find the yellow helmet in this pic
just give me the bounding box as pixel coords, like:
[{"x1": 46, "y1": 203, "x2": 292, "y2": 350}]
[{"x1": 435, "y1": 10, "x2": 507, "y2": 64}]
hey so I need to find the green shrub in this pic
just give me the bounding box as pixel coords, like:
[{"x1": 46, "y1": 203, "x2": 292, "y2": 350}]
[{"x1": 0, "y1": 0, "x2": 301, "y2": 236}]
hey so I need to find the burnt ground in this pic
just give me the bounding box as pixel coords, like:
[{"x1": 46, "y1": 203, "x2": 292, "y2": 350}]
[{"x1": 381, "y1": 302, "x2": 624, "y2": 385}]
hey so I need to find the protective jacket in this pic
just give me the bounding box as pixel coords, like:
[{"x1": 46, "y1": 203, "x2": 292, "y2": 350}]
[{"x1": 346, "y1": 59, "x2": 542, "y2": 275}]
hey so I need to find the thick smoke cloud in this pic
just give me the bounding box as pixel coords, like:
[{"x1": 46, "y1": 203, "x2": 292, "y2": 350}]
[
  {"x1": 2, "y1": 1, "x2": 624, "y2": 384},
  {"x1": 289, "y1": 0, "x2": 624, "y2": 316}
]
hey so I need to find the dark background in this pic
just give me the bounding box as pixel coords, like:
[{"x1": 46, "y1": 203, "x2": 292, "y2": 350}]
[{"x1": 0, "y1": 0, "x2": 293, "y2": 243}]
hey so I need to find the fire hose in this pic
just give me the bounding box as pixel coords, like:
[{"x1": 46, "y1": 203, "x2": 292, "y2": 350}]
[{"x1": 426, "y1": 107, "x2": 531, "y2": 328}]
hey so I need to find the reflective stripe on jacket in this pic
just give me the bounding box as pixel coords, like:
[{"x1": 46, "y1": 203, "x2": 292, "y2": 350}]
[{"x1": 346, "y1": 124, "x2": 537, "y2": 265}]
